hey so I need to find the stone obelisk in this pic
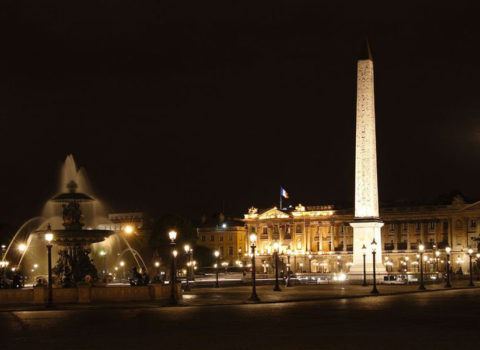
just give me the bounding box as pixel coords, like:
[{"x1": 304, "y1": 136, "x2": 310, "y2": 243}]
[{"x1": 349, "y1": 40, "x2": 386, "y2": 278}]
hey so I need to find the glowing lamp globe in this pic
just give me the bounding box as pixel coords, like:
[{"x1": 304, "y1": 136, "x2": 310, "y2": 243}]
[
  {"x1": 45, "y1": 233, "x2": 54, "y2": 243},
  {"x1": 249, "y1": 233, "x2": 257, "y2": 243},
  {"x1": 370, "y1": 239, "x2": 377, "y2": 252},
  {"x1": 184, "y1": 244, "x2": 190, "y2": 253},
  {"x1": 446, "y1": 247, "x2": 451, "y2": 254},
  {"x1": 214, "y1": 250, "x2": 220, "y2": 258},
  {"x1": 418, "y1": 244, "x2": 425, "y2": 252},
  {"x1": 168, "y1": 230, "x2": 177, "y2": 242},
  {"x1": 124, "y1": 225, "x2": 134, "y2": 234},
  {"x1": 361, "y1": 244, "x2": 367, "y2": 255},
  {"x1": 468, "y1": 248, "x2": 473, "y2": 255}
]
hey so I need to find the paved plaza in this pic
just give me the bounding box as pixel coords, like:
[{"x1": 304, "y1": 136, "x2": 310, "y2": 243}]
[{"x1": 0, "y1": 283, "x2": 479, "y2": 349}]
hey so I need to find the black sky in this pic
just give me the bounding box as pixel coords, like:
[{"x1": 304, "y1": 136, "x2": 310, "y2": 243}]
[{"x1": 1, "y1": 0, "x2": 480, "y2": 227}]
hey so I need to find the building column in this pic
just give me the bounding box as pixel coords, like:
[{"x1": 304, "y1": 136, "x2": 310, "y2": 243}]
[{"x1": 406, "y1": 226, "x2": 411, "y2": 250}]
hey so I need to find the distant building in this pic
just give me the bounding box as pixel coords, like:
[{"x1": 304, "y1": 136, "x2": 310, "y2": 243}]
[
  {"x1": 196, "y1": 214, "x2": 246, "y2": 265},
  {"x1": 97, "y1": 212, "x2": 147, "y2": 233},
  {"x1": 243, "y1": 195, "x2": 480, "y2": 275}
]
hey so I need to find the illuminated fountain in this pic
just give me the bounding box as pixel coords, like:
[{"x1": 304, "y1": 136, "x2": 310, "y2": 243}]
[
  {"x1": 50, "y1": 180, "x2": 112, "y2": 286},
  {"x1": 1, "y1": 155, "x2": 146, "y2": 288}
]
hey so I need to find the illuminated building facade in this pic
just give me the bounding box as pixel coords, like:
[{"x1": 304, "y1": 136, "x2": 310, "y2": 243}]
[
  {"x1": 242, "y1": 196, "x2": 480, "y2": 275},
  {"x1": 196, "y1": 214, "x2": 246, "y2": 265},
  {"x1": 97, "y1": 212, "x2": 147, "y2": 233}
]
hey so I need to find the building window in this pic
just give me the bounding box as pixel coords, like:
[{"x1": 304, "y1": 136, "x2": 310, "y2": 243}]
[
  {"x1": 273, "y1": 226, "x2": 279, "y2": 239},
  {"x1": 403, "y1": 223, "x2": 408, "y2": 231},
  {"x1": 416, "y1": 223, "x2": 421, "y2": 231},
  {"x1": 340, "y1": 226, "x2": 345, "y2": 233},
  {"x1": 220, "y1": 236, "x2": 223, "y2": 242},
  {"x1": 220, "y1": 247, "x2": 224, "y2": 256},
  {"x1": 250, "y1": 226, "x2": 256, "y2": 233},
  {"x1": 430, "y1": 222, "x2": 435, "y2": 230},
  {"x1": 210, "y1": 235, "x2": 215, "y2": 242},
  {"x1": 201, "y1": 235, "x2": 206, "y2": 242},
  {"x1": 471, "y1": 220, "x2": 477, "y2": 228},
  {"x1": 238, "y1": 248, "x2": 242, "y2": 255},
  {"x1": 228, "y1": 246, "x2": 233, "y2": 256},
  {"x1": 390, "y1": 224, "x2": 395, "y2": 232},
  {"x1": 296, "y1": 225, "x2": 303, "y2": 234}
]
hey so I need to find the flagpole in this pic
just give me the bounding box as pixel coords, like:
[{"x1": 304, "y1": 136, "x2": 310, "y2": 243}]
[{"x1": 280, "y1": 187, "x2": 282, "y2": 210}]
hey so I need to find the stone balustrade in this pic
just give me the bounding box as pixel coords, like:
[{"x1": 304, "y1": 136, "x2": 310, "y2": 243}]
[{"x1": 0, "y1": 283, "x2": 182, "y2": 305}]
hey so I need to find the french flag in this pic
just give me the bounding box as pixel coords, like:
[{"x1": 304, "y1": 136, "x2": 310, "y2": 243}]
[{"x1": 280, "y1": 187, "x2": 289, "y2": 199}]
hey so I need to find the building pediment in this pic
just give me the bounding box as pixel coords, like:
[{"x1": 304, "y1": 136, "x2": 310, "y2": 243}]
[
  {"x1": 462, "y1": 201, "x2": 480, "y2": 211},
  {"x1": 258, "y1": 208, "x2": 291, "y2": 220}
]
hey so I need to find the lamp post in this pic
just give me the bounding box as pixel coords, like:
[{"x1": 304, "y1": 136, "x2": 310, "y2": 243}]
[
  {"x1": 45, "y1": 225, "x2": 54, "y2": 308},
  {"x1": 248, "y1": 233, "x2": 260, "y2": 302},
  {"x1": 99, "y1": 250, "x2": 107, "y2": 277},
  {"x1": 435, "y1": 250, "x2": 440, "y2": 273},
  {"x1": 154, "y1": 261, "x2": 160, "y2": 281},
  {"x1": 308, "y1": 253, "x2": 312, "y2": 273},
  {"x1": 418, "y1": 244, "x2": 426, "y2": 290},
  {"x1": 468, "y1": 248, "x2": 474, "y2": 287},
  {"x1": 445, "y1": 247, "x2": 452, "y2": 288},
  {"x1": 184, "y1": 244, "x2": 191, "y2": 291},
  {"x1": 168, "y1": 230, "x2": 178, "y2": 305},
  {"x1": 273, "y1": 243, "x2": 281, "y2": 292},
  {"x1": 119, "y1": 260, "x2": 125, "y2": 280},
  {"x1": 286, "y1": 249, "x2": 292, "y2": 287},
  {"x1": 361, "y1": 244, "x2": 367, "y2": 286},
  {"x1": 476, "y1": 253, "x2": 480, "y2": 281},
  {"x1": 370, "y1": 239, "x2": 379, "y2": 294},
  {"x1": 214, "y1": 250, "x2": 220, "y2": 288}
]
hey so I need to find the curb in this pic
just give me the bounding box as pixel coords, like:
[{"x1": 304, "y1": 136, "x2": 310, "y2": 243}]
[{"x1": 0, "y1": 285, "x2": 477, "y2": 312}]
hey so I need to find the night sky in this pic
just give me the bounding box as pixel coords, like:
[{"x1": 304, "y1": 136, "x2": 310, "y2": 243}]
[{"x1": 1, "y1": 1, "x2": 479, "y2": 227}]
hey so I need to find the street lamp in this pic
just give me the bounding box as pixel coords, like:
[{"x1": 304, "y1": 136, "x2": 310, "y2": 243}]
[
  {"x1": 45, "y1": 224, "x2": 54, "y2": 308},
  {"x1": 184, "y1": 244, "x2": 192, "y2": 291},
  {"x1": 445, "y1": 247, "x2": 452, "y2": 288},
  {"x1": 168, "y1": 230, "x2": 178, "y2": 305},
  {"x1": 435, "y1": 250, "x2": 440, "y2": 272},
  {"x1": 361, "y1": 244, "x2": 367, "y2": 286},
  {"x1": 273, "y1": 242, "x2": 281, "y2": 292},
  {"x1": 370, "y1": 239, "x2": 379, "y2": 294},
  {"x1": 119, "y1": 260, "x2": 125, "y2": 280},
  {"x1": 308, "y1": 253, "x2": 313, "y2": 273},
  {"x1": 476, "y1": 253, "x2": 480, "y2": 281},
  {"x1": 154, "y1": 261, "x2": 160, "y2": 281},
  {"x1": 418, "y1": 244, "x2": 426, "y2": 290},
  {"x1": 248, "y1": 233, "x2": 260, "y2": 302},
  {"x1": 286, "y1": 249, "x2": 292, "y2": 287},
  {"x1": 214, "y1": 250, "x2": 220, "y2": 288},
  {"x1": 468, "y1": 248, "x2": 474, "y2": 287}
]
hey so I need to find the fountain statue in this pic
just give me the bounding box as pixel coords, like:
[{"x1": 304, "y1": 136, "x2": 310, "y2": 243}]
[{"x1": 50, "y1": 180, "x2": 112, "y2": 287}]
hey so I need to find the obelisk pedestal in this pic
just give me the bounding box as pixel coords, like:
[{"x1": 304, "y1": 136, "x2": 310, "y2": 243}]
[{"x1": 349, "y1": 40, "x2": 386, "y2": 280}]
